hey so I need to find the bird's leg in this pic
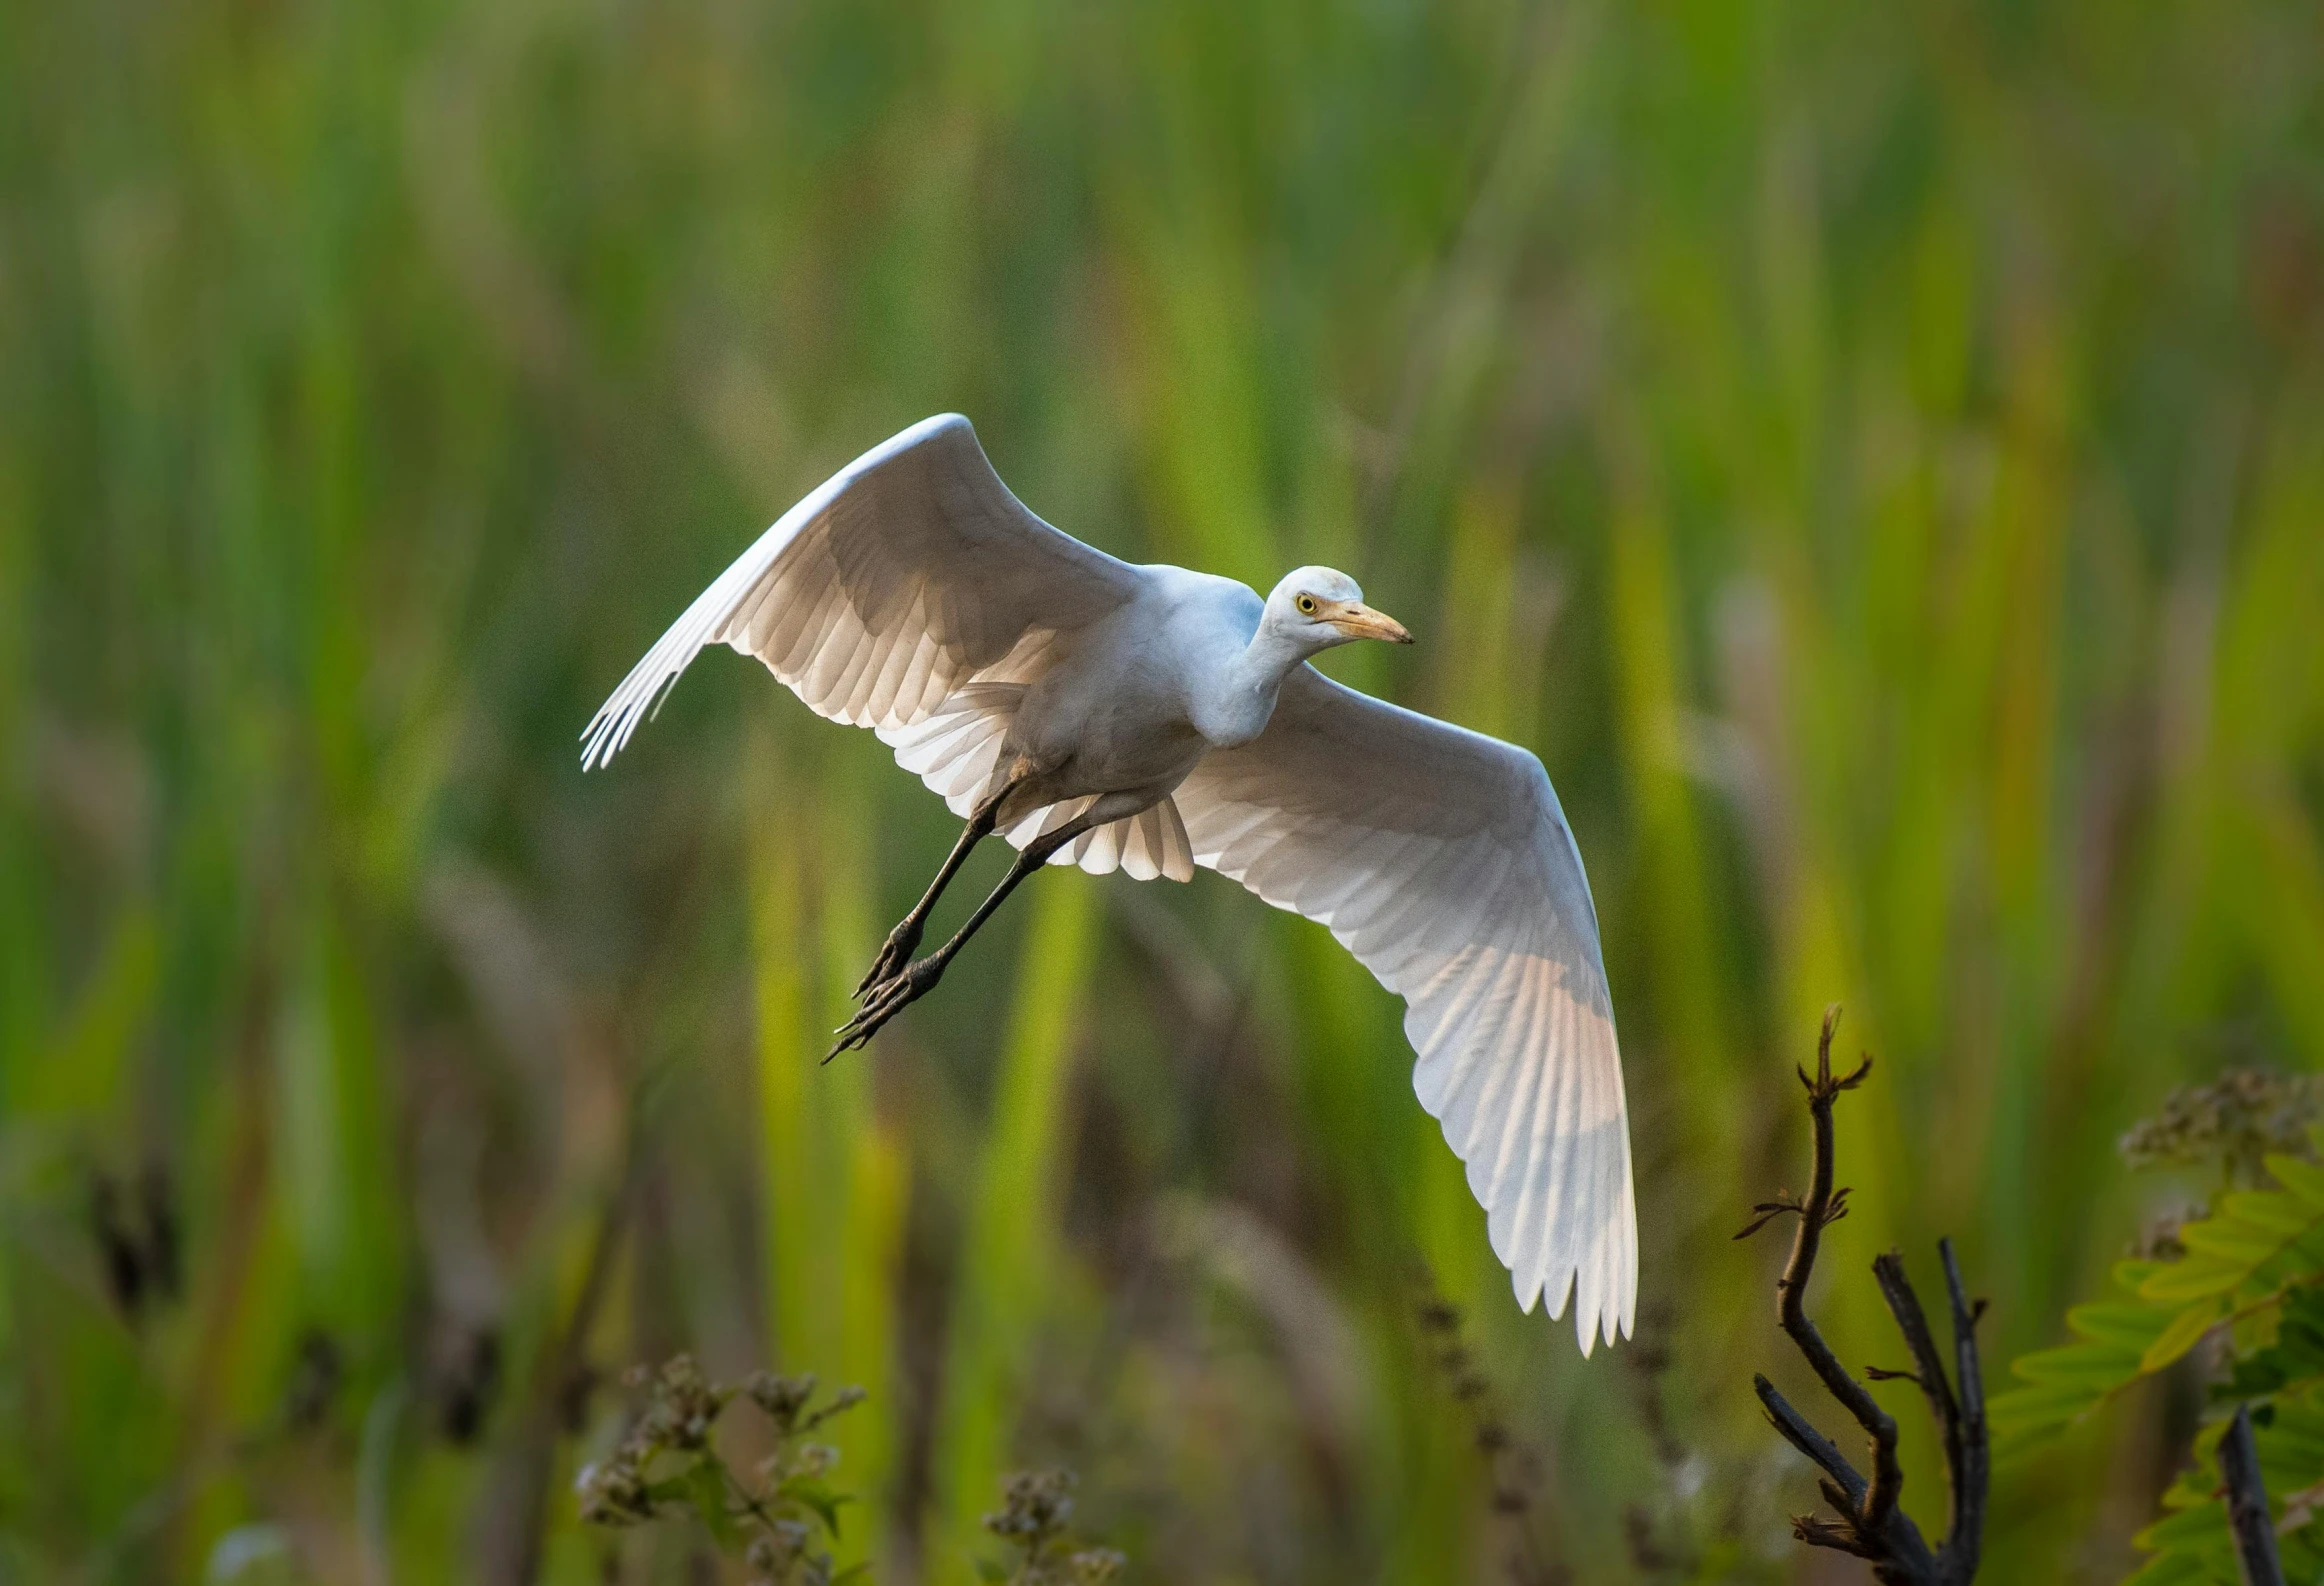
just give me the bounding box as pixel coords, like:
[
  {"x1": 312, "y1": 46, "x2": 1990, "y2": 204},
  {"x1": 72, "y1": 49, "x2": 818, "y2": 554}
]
[
  {"x1": 828, "y1": 810, "x2": 1094, "y2": 1059},
  {"x1": 853, "y1": 779, "x2": 1022, "y2": 1000}
]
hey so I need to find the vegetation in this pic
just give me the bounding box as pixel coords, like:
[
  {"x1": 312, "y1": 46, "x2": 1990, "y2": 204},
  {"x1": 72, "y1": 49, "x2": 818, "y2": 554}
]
[
  {"x1": 1997, "y1": 1073, "x2": 2324, "y2": 1582},
  {"x1": 576, "y1": 1356, "x2": 867, "y2": 1584},
  {"x1": 2, "y1": 0, "x2": 2321, "y2": 1579},
  {"x1": 975, "y1": 1472, "x2": 1125, "y2": 1586},
  {"x1": 570, "y1": 1356, "x2": 1121, "y2": 1586}
]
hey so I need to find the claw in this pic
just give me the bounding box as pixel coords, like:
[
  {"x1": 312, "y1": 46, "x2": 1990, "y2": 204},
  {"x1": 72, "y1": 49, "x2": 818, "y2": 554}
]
[
  {"x1": 826, "y1": 955, "x2": 948, "y2": 1060},
  {"x1": 853, "y1": 917, "x2": 926, "y2": 1002}
]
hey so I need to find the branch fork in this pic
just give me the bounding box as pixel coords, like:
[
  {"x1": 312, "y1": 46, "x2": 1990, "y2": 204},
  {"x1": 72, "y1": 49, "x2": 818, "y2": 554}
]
[{"x1": 1739, "y1": 1006, "x2": 1989, "y2": 1585}]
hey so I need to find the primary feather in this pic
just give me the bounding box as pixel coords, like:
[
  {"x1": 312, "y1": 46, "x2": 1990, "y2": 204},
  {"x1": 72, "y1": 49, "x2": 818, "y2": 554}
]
[
  {"x1": 582, "y1": 414, "x2": 1141, "y2": 763},
  {"x1": 1176, "y1": 668, "x2": 1633, "y2": 1351}
]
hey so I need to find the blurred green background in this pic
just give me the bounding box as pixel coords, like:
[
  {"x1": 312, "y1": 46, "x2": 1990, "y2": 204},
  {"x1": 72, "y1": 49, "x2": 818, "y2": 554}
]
[{"x1": 4, "y1": 0, "x2": 2323, "y2": 1579}]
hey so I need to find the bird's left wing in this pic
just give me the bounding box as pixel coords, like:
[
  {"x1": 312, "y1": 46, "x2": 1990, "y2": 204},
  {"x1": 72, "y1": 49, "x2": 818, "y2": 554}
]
[
  {"x1": 1174, "y1": 666, "x2": 1635, "y2": 1352},
  {"x1": 582, "y1": 415, "x2": 1144, "y2": 768}
]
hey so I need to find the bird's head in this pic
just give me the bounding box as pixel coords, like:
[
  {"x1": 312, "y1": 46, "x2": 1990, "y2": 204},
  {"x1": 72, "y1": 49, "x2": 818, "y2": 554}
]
[{"x1": 1263, "y1": 566, "x2": 1414, "y2": 652}]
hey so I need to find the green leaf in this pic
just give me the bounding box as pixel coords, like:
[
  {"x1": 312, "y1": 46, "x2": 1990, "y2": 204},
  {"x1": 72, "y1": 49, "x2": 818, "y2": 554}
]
[
  {"x1": 2013, "y1": 1341, "x2": 2140, "y2": 1386},
  {"x1": 784, "y1": 1478, "x2": 851, "y2": 1539},
  {"x1": 2269, "y1": 1154, "x2": 2324, "y2": 1213},
  {"x1": 2136, "y1": 1494, "x2": 2235, "y2": 1551},
  {"x1": 1992, "y1": 1374, "x2": 2116, "y2": 1414},
  {"x1": 2068, "y1": 1301, "x2": 2176, "y2": 1351},
  {"x1": 2180, "y1": 1215, "x2": 2286, "y2": 1264},
  {"x1": 1994, "y1": 1301, "x2": 2208, "y2": 1453},
  {"x1": 2124, "y1": 1546, "x2": 2235, "y2": 1586},
  {"x1": 2222, "y1": 1290, "x2": 2324, "y2": 1397},
  {"x1": 1987, "y1": 1379, "x2": 2109, "y2": 1439},
  {"x1": 2143, "y1": 1302, "x2": 2226, "y2": 1372},
  {"x1": 2261, "y1": 1409, "x2": 2324, "y2": 1481},
  {"x1": 975, "y1": 1558, "x2": 1009, "y2": 1583},
  {"x1": 687, "y1": 1462, "x2": 740, "y2": 1549},
  {"x1": 2142, "y1": 1254, "x2": 2257, "y2": 1303},
  {"x1": 1991, "y1": 1423, "x2": 2066, "y2": 1467},
  {"x1": 2222, "y1": 1191, "x2": 2318, "y2": 1238}
]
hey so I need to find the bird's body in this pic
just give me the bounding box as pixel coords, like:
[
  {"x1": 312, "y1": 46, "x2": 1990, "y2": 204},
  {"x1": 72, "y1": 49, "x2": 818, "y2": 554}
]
[
  {"x1": 989, "y1": 567, "x2": 1246, "y2": 821},
  {"x1": 585, "y1": 414, "x2": 1637, "y2": 1352},
  {"x1": 967, "y1": 566, "x2": 1349, "y2": 833}
]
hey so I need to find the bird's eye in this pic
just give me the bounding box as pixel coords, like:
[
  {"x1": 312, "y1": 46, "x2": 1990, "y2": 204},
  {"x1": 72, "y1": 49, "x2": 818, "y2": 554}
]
[{"x1": 1296, "y1": 594, "x2": 1318, "y2": 615}]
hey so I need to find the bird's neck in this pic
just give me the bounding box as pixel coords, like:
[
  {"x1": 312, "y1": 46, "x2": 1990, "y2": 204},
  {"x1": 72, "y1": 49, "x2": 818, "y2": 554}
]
[{"x1": 1207, "y1": 624, "x2": 1318, "y2": 747}]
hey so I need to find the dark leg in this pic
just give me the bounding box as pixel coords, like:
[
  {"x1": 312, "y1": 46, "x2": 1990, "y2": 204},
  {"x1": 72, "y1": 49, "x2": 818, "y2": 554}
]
[
  {"x1": 853, "y1": 779, "x2": 1021, "y2": 1000},
  {"x1": 827, "y1": 811, "x2": 1094, "y2": 1059}
]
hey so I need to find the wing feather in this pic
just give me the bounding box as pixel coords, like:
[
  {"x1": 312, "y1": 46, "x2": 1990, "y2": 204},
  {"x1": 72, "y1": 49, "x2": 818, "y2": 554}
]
[
  {"x1": 1177, "y1": 666, "x2": 1634, "y2": 1352},
  {"x1": 581, "y1": 415, "x2": 1144, "y2": 770}
]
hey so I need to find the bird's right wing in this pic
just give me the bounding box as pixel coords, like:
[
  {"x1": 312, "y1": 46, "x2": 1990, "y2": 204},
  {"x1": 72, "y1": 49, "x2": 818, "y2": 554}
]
[
  {"x1": 1173, "y1": 666, "x2": 1634, "y2": 1352},
  {"x1": 582, "y1": 415, "x2": 1144, "y2": 768}
]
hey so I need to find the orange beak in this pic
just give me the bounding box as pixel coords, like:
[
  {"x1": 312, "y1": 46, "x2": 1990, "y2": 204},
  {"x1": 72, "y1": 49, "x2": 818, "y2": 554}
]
[{"x1": 1327, "y1": 601, "x2": 1414, "y2": 644}]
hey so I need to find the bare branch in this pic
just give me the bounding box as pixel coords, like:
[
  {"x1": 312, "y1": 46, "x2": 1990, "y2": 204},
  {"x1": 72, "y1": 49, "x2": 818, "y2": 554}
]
[
  {"x1": 1740, "y1": 1006, "x2": 1990, "y2": 1585},
  {"x1": 1940, "y1": 1239, "x2": 1988, "y2": 1576},
  {"x1": 1771, "y1": 1008, "x2": 1905, "y2": 1538},
  {"x1": 1874, "y1": 1252, "x2": 1962, "y2": 1475},
  {"x1": 1754, "y1": 1375, "x2": 1866, "y2": 1505},
  {"x1": 2220, "y1": 1403, "x2": 2286, "y2": 1586}
]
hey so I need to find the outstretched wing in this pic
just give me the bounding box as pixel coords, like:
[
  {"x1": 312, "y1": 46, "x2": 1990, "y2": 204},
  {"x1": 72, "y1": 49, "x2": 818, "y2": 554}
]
[
  {"x1": 1174, "y1": 666, "x2": 1634, "y2": 1352},
  {"x1": 581, "y1": 414, "x2": 1144, "y2": 768}
]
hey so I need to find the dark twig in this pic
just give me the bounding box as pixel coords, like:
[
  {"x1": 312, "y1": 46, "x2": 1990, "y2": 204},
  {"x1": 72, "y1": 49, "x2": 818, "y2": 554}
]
[
  {"x1": 1770, "y1": 1009, "x2": 1898, "y2": 1534},
  {"x1": 1752, "y1": 1377, "x2": 1867, "y2": 1509},
  {"x1": 1940, "y1": 1241, "x2": 1988, "y2": 1569},
  {"x1": 1737, "y1": 1007, "x2": 1989, "y2": 1585},
  {"x1": 2219, "y1": 1403, "x2": 2285, "y2": 1586},
  {"x1": 1872, "y1": 1254, "x2": 1958, "y2": 1474}
]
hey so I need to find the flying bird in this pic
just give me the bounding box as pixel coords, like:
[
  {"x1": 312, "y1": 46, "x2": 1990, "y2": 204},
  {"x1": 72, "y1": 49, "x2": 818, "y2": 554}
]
[{"x1": 582, "y1": 415, "x2": 1635, "y2": 1351}]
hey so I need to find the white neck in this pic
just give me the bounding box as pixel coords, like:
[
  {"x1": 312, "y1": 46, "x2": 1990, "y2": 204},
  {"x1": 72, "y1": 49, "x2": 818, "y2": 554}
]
[{"x1": 1202, "y1": 621, "x2": 1326, "y2": 748}]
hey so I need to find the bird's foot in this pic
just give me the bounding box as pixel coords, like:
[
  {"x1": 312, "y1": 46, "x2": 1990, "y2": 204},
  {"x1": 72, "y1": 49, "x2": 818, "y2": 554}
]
[
  {"x1": 852, "y1": 916, "x2": 926, "y2": 1001},
  {"x1": 828, "y1": 954, "x2": 948, "y2": 1059}
]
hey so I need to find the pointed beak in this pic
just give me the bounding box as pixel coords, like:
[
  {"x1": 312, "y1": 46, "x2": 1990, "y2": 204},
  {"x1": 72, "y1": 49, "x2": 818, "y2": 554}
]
[{"x1": 1331, "y1": 601, "x2": 1414, "y2": 645}]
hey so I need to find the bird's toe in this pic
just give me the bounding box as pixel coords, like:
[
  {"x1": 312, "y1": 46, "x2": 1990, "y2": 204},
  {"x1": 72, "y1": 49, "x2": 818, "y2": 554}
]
[
  {"x1": 827, "y1": 955, "x2": 946, "y2": 1059},
  {"x1": 851, "y1": 951, "x2": 894, "y2": 1002},
  {"x1": 825, "y1": 1006, "x2": 885, "y2": 1059},
  {"x1": 853, "y1": 921, "x2": 924, "y2": 1001}
]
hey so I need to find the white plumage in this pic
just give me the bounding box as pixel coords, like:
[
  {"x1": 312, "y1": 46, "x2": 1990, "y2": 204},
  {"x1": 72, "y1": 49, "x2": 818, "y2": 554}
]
[{"x1": 583, "y1": 414, "x2": 1635, "y2": 1352}]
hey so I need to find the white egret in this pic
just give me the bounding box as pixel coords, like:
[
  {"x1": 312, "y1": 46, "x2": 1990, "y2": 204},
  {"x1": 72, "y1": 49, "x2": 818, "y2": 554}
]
[{"x1": 582, "y1": 415, "x2": 1635, "y2": 1351}]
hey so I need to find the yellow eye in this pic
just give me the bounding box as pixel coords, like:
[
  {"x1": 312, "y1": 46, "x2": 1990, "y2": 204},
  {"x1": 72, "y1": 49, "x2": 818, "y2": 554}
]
[{"x1": 1296, "y1": 594, "x2": 1318, "y2": 615}]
